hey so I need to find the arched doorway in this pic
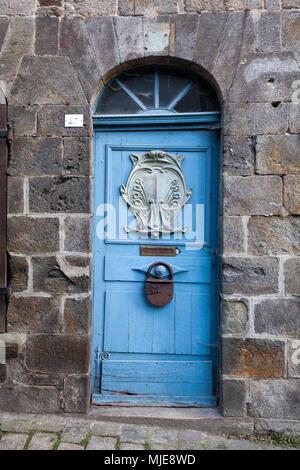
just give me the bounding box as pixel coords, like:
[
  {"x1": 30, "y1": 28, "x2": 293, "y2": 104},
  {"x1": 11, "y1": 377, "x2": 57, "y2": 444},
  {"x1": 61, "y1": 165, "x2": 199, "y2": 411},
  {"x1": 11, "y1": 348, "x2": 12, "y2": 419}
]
[{"x1": 92, "y1": 65, "x2": 221, "y2": 407}]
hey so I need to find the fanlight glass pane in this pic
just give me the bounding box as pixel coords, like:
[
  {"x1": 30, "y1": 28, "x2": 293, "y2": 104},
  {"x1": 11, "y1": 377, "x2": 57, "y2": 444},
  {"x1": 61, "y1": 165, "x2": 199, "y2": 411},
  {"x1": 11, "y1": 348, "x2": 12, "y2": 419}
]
[
  {"x1": 117, "y1": 66, "x2": 155, "y2": 109},
  {"x1": 94, "y1": 65, "x2": 219, "y2": 115},
  {"x1": 96, "y1": 79, "x2": 141, "y2": 114},
  {"x1": 174, "y1": 80, "x2": 219, "y2": 113},
  {"x1": 159, "y1": 68, "x2": 192, "y2": 109}
]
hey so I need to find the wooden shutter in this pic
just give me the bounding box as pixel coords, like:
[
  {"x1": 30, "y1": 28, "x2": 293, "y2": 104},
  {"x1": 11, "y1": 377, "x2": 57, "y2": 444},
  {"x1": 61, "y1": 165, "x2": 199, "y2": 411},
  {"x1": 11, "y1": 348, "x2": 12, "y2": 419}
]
[{"x1": 0, "y1": 90, "x2": 7, "y2": 333}]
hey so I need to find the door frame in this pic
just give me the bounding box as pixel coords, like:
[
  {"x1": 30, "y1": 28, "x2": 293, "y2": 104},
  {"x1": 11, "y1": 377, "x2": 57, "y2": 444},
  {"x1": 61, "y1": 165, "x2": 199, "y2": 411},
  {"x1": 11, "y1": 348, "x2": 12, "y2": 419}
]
[
  {"x1": 91, "y1": 111, "x2": 221, "y2": 406},
  {"x1": 0, "y1": 89, "x2": 7, "y2": 333}
]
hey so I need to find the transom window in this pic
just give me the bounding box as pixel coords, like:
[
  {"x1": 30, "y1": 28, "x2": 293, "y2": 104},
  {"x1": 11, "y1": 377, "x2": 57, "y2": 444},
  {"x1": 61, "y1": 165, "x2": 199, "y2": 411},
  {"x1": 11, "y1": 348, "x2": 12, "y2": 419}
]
[{"x1": 94, "y1": 65, "x2": 219, "y2": 115}]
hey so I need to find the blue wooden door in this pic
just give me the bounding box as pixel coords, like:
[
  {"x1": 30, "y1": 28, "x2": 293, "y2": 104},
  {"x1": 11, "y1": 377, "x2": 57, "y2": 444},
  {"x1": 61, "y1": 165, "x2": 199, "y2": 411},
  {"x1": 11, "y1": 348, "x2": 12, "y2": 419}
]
[{"x1": 92, "y1": 125, "x2": 219, "y2": 406}]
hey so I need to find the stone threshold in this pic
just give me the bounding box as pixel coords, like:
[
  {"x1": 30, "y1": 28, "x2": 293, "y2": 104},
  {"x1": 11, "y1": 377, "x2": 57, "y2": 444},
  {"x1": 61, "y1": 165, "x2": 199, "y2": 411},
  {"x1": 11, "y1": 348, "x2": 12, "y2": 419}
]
[
  {"x1": 86, "y1": 406, "x2": 254, "y2": 435},
  {"x1": 86, "y1": 407, "x2": 300, "y2": 436},
  {"x1": 0, "y1": 410, "x2": 299, "y2": 437},
  {"x1": 0, "y1": 333, "x2": 26, "y2": 360}
]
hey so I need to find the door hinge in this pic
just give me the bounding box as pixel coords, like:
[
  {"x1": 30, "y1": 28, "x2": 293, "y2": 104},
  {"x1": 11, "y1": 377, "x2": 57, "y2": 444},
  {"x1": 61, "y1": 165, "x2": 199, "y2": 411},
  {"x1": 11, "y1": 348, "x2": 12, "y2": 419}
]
[{"x1": 0, "y1": 287, "x2": 11, "y2": 296}]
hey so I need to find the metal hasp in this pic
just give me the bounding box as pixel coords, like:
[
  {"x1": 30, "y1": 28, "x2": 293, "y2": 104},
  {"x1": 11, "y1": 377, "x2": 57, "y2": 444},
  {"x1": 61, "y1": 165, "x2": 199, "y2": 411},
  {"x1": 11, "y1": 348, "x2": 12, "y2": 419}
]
[
  {"x1": 120, "y1": 150, "x2": 192, "y2": 239},
  {"x1": 145, "y1": 261, "x2": 174, "y2": 307}
]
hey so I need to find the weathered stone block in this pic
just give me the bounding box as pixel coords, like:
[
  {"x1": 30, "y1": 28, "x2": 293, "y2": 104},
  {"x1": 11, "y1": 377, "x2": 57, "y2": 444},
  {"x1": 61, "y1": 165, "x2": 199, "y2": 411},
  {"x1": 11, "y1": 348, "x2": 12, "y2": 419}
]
[
  {"x1": 223, "y1": 136, "x2": 254, "y2": 176},
  {"x1": 290, "y1": 104, "x2": 300, "y2": 134},
  {"x1": 264, "y1": 0, "x2": 281, "y2": 9},
  {"x1": 64, "y1": 216, "x2": 90, "y2": 252},
  {"x1": 222, "y1": 379, "x2": 246, "y2": 417},
  {"x1": 21, "y1": 372, "x2": 63, "y2": 388},
  {"x1": 0, "y1": 18, "x2": 35, "y2": 97},
  {"x1": 229, "y1": 52, "x2": 299, "y2": 103},
  {"x1": 222, "y1": 216, "x2": 244, "y2": 254},
  {"x1": 36, "y1": 6, "x2": 64, "y2": 16},
  {"x1": 256, "y1": 12, "x2": 281, "y2": 53},
  {"x1": 0, "y1": 18, "x2": 10, "y2": 51},
  {"x1": 29, "y1": 176, "x2": 90, "y2": 213},
  {"x1": 288, "y1": 340, "x2": 300, "y2": 378},
  {"x1": 240, "y1": 10, "x2": 256, "y2": 56},
  {"x1": 7, "y1": 177, "x2": 24, "y2": 214},
  {"x1": 185, "y1": 0, "x2": 225, "y2": 11},
  {"x1": 255, "y1": 418, "x2": 300, "y2": 436},
  {"x1": 224, "y1": 103, "x2": 289, "y2": 136},
  {"x1": 224, "y1": 0, "x2": 246, "y2": 9},
  {"x1": 114, "y1": 17, "x2": 144, "y2": 63},
  {"x1": 118, "y1": 0, "x2": 134, "y2": 15},
  {"x1": 28, "y1": 433, "x2": 57, "y2": 451},
  {"x1": 38, "y1": 105, "x2": 90, "y2": 137},
  {"x1": 65, "y1": 0, "x2": 117, "y2": 15},
  {"x1": 135, "y1": 0, "x2": 177, "y2": 14},
  {"x1": 222, "y1": 338, "x2": 285, "y2": 377},
  {"x1": 7, "y1": 296, "x2": 60, "y2": 334},
  {"x1": 64, "y1": 297, "x2": 90, "y2": 334},
  {"x1": 170, "y1": 14, "x2": 199, "y2": 61},
  {"x1": 223, "y1": 176, "x2": 282, "y2": 216},
  {"x1": 36, "y1": 17, "x2": 59, "y2": 56},
  {"x1": 87, "y1": 17, "x2": 120, "y2": 78},
  {"x1": 65, "y1": 255, "x2": 90, "y2": 268},
  {"x1": 0, "y1": 0, "x2": 36, "y2": 15},
  {"x1": 40, "y1": 0, "x2": 62, "y2": 5},
  {"x1": 213, "y1": 12, "x2": 246, "y2": 96},
  {"x1": 7, "y1": 217, "x2": 60, "y2": 254},
  {"x1": 9, "y1": 56, "x2": 87, "y2": 106},
  {"x1": 256, "y1": 135, "x2": 300, "y2": 175},
  {"x1": 221, "y1": 300, "x2": 248, "y2": 334},
  {"x1": 8, "y1": 105, "x2": 37, "y2": 137},
  {"x1": 255, "y1": 299, "x2": 300, "y2": 338},
  {"x1": 282, "y1": 12, "x2": 300, "y2": 54},
  {"x1": 222, "y1": 257, "x2": 279, "y2": 295},
  {"x1": 9, "y1": 138, "x2": 62, "y2": 176},
  {"x1": 249, "y1": 380, "x2": 300, "y2": 419},
  {"x1": 32, "y1": 256, "x2": 89, "y2": 294},
  {"x1": 26, "y1": 334, "x2": 90, "y2": 374},
  {"x1": 248, "y1": 216, "x2": 300, "y2": 255},
  {"x1": 284, "y1": 175, "x2": 300, "y2": 214},
  {"x1": 143, "y1": 17, "x2": 170, "y2": 57},
  {"x1": 63, "y1": 137, "x2": 90, "y2": 175},
  {"x1": 0, "y1": 384, "x2": 61, "y2": 413},
  {"x1": 0, "y1": 433, "x2": 28, "y2": 450},
  {"x1": 64, "y1": 375, "x2": 90, "y2": 413},
  {"x1": 284, "y1": 258, "x2": 300, "y2": 296},
  {"x1": 60, "y1": 17, "x2": 102, "y2": 101},
  {"x1": 246, "y1": 0, "x2": 263, "y2": 7},
  {"x1": 8, "y1": 256, "x2": 28, "y2": 292},
  {"x1": 194, "y1": 12, "x2": 229, "y2": 73},
  {"x1": 282, "y1": 0, "x2": 300, "y2": 7}
]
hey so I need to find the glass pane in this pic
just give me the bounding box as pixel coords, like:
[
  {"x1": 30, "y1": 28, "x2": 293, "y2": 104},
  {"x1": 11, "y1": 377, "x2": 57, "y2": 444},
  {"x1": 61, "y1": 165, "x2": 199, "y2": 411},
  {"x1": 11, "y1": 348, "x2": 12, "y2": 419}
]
[
  {"x1": 118, "y1": 66, "x2": 155, "y2": 109},
  {"x1": 95, "y1": 80, "x2": 141, "y2": 114},
  {"x1": 95, "y1": 66, "x2": 219, "y2": 114},
  {"x1": 174, "y1": 80, "x2": 219, "y2": 113},
  {"x1": 159, "y1": 67, "x2": 194, "y2": 109}
]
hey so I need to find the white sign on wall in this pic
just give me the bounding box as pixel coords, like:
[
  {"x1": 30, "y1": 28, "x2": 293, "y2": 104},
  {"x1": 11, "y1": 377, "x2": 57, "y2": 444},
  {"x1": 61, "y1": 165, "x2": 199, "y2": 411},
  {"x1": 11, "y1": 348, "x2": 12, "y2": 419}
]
[{"x1": 65, "y1": 114, "x2": 84, "y2": 128}]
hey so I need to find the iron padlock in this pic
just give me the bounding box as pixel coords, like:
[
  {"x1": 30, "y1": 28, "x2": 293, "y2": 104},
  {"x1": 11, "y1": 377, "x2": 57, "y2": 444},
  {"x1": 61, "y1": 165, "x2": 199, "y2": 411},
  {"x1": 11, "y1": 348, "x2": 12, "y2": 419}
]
[{"x1": 145, "y1": 262, "x2": 174, "y2": 307}]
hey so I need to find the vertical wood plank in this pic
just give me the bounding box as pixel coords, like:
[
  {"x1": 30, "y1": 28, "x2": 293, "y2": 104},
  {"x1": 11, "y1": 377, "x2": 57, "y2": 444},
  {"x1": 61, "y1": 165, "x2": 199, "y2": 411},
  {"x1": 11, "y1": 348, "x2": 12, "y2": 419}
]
[{"x1": 0, "y1": 98, "x2": 7, "y2": 333}]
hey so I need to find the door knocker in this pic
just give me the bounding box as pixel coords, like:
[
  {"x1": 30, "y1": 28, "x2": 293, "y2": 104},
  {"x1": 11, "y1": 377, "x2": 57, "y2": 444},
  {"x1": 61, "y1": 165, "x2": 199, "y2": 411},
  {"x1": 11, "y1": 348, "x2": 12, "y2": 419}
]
[{"x1": 145, "y1": 261, "x2": 174, "y2": 307}]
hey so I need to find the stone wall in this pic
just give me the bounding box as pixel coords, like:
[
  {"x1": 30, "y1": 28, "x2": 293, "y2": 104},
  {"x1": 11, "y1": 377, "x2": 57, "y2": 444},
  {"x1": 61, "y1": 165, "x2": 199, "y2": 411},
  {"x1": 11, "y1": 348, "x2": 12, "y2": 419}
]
[{"x1": 0, "y1": 0, "x2": 299, "y2": 420}]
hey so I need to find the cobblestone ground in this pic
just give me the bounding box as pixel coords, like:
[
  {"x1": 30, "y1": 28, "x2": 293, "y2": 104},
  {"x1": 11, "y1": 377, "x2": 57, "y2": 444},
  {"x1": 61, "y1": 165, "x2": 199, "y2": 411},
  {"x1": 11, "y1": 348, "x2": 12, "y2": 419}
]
[{"x1": 0, "y1": 413, "x2": 295, "y2": 451}]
